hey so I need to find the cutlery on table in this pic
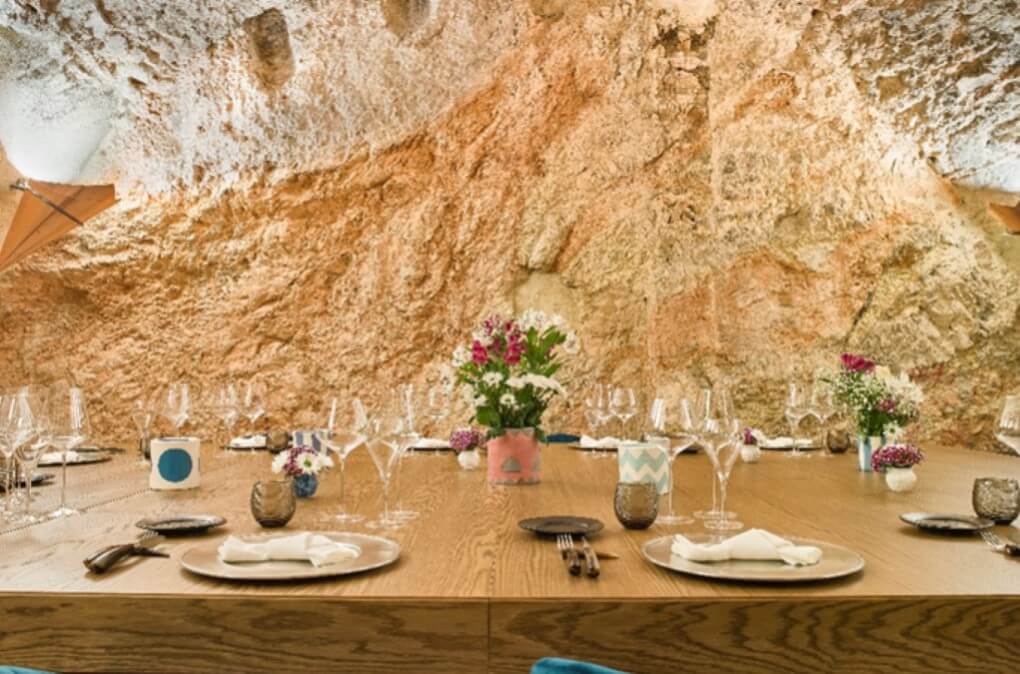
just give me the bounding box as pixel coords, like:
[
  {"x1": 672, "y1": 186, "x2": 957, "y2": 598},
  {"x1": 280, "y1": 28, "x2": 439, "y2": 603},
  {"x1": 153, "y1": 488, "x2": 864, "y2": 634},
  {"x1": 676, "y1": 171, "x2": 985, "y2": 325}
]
[
  {"x1": 979, "y1": 530, "x2": 1020, "y2": 557},
  {"x1": 84, "y1": 531, "x2": 169, "y2": 574},
  {"x1": 580, "y1": 536, "x2": 601, "y2": 578},
  {"x1": 556, "y1": 534, "x2": 582, "y2": 576}
]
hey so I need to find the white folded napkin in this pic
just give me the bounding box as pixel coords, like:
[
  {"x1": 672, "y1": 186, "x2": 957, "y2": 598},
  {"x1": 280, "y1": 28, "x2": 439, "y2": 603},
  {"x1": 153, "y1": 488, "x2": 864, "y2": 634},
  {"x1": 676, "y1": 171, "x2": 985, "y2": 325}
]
[
  {"x1": 580, "y1": 435, "x2": 620, "y2": 449},
  {"x1": 671, "y1": 529, "x2": 822, "y2": 566},
  {"x1": 749, "y1": 429, "x2": 812, "y2": 449},
  {"x1": 414, "y1": 438, "x2": 449, "y2": 449},
  {"x1": 41, "y1": 450, "x2": 80, "y2": 463},
  {"x1": 218, "y1": 533, "x2": 361, "y2": 568},
  {"x1": 229, "y1": 434, "x2": 267, "y2": 449}
]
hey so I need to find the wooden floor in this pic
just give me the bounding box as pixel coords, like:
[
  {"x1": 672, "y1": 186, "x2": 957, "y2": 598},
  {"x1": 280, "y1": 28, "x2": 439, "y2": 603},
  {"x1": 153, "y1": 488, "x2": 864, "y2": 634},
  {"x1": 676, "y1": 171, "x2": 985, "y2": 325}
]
[{"x1": 0, "y1": 443, "x2": 1018, "y2": 673}]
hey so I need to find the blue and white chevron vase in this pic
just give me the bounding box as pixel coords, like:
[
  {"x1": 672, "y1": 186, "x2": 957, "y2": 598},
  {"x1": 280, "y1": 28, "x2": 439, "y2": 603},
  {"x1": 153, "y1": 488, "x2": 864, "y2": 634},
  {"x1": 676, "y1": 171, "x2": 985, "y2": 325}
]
[{"x1": 617, "y1": 442, "x2": 669, "y2": 495}]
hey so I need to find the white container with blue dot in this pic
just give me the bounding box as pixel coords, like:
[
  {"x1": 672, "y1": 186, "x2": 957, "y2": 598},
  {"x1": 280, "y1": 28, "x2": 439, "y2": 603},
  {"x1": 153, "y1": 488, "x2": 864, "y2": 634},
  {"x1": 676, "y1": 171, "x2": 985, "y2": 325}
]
[{"x1": 149, "y1": 437, "x2": 202, "y2": 490}]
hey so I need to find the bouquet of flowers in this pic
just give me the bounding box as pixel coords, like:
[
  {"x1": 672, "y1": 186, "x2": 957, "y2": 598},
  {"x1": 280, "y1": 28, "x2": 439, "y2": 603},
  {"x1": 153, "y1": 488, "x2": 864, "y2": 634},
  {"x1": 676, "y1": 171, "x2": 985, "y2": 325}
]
[
  {"x1": 829, "y1": 353, "x2": 923, "y2": 437},
  {"x1": 451, "y1": 310, "x2": 578, "y2": 440},
  {"x1": 271, "y1": 446, "x2": 333, "y2": 478},
  {"x1": 450, "y1": 428, "x2": 486, "y2": 453},
  {"x1": 871, "y1": 443, "x2": 925, "y2": 472}
]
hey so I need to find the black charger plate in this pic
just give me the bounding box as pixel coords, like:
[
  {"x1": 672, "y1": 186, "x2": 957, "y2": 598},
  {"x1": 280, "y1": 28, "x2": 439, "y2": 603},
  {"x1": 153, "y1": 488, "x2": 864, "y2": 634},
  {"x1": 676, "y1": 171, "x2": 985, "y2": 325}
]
[{"x1": 136, "y1": 515, "x2": 227, "y2": 536}]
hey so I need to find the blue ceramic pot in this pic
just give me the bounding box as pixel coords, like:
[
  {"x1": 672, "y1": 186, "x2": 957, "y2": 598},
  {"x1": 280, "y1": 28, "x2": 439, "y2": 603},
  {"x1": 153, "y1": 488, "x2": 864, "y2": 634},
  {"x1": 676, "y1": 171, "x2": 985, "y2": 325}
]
[{"x1": 292, "y1": 473, "x2": 319, "y2": 498}]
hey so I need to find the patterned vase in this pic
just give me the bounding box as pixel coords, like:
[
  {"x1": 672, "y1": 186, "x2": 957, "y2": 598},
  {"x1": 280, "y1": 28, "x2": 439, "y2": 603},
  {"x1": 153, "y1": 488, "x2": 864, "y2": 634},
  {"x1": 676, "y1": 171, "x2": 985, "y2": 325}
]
[
  {"x1": 857, "y1": 435, "x2": 885, "y2": 473},
  {"x1": 487, "y1": 428, "x2": 540, "y2": 485},
  {"x1": 292, "y1": 473, "x2": 319, "y2": 498},
  {"x1": 617, "y1": 442, "x2": 670, "y2": 494}
]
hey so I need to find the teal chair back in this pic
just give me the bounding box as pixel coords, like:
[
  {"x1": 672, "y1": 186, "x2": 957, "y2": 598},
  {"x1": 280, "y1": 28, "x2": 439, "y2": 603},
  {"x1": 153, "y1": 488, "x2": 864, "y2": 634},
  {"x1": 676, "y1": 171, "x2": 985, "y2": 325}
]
[{"x1": 531, "y1": 657, "x2": 629, "y2": 674}]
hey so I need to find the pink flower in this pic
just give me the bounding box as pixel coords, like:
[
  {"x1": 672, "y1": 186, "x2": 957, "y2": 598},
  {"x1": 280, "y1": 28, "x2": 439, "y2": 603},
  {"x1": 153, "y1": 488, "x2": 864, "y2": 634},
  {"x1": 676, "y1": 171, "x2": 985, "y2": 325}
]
[
  {"x1": 871, "y1": 444, "x2": 924, "y2": 471},
  {"x1": 877, "y1": 398, "x2": 897, "y2": 413},
  {"x1": 841, "y1": 353, "x2": 875, "y2": 374},
  {"x1": 742, "y1": 428, "x2": 756, "y2": 445},
  {"x1": 471, "y1": 340, "x2": 488, "y2": 365}
]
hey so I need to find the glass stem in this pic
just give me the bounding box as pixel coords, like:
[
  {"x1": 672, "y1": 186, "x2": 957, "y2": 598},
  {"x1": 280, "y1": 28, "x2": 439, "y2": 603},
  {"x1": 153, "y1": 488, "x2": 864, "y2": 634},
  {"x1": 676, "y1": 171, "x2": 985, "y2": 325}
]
[
  {"x1": 382, "y1": 481, "x2": 390, "y2": 522},
  {"x1": 392, "y1": 455, "x2": 404, "y2": 510},
  {"x1": 710, "y1": 468, "x2": 719, "y2": 514},
  {"x1": 23, "y1": 461, "x2": 31, "y2": 514},
  {"x1": 60, "y1": 454, "x2": 68, "y2": 511},
  {"x1": 790, "y1": 420, "x2": 799, "y2": 455},
  {"x1": 4, "y1": 460, "x2": 12, "y2": 512},
  {"x1": 338, "y1": 456, "x2": 347, "y2": 513},
  {"x1": 667, "y1": 456, "x2": 677, "y2": 518},
  {"x1": 717, "y1": 477, "x2": 728, "y2": 524}
]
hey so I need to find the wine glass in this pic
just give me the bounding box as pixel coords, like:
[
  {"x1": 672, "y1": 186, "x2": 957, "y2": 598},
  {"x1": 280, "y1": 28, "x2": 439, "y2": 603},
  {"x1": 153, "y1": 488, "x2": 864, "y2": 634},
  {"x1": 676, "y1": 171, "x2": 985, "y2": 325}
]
[
  {"x1": 365, "y1": 411, "x2": 408, "y2": 530},
  {"x1": 208, "y1": 383, "x2": 240, "y2": 451},
  {"x1": 240, "y1": 380, "x2": 266, "y2": 434},
  {"x1": 425, "y1": 384, "x2": 451, "y2": 437},
  {"x1": 811, "y1": 380, "x2": 837, "y2": 458},
  {"x1": 0, "y1": 393, "x2": 35, "y2": 519},
  {"x1": 692, "y1": 387, "x2": 736, "y2": 521},
  {"x1": 785, "y1": 380, "x2": 813, "y2": 459},
  {"x1": 48, "y1": 382, "x2": 91, "y2": 519},
  {"x1": 130, "y1": 390, "x2": 158, "y2": 464},
  {"x1": 583, "y1": 384, "x2": 610, "y2": 459},
  {"x1": 160, "y1": 381, "x2": 193, "y2": 435},
  {"x1": 610, "y1": 387, "x2": 638, "y2": 440},
  {"x1": 316, "y1": 397, "x2": 369, "y2": 523},
  {"x1": 647, "y1": 397, "x2": 696, "y2": 526},
  {"x1": 995, "y1": 395, "x2": 1020, "y2": 456},
  {"x1": 385, "y1": 393, "x2": 421, "y2": 521},
  {"x1": 14, "y1": 390, "x2": 49, "y2": 523},
  {"x1": 703, "y1": 414, "x2": 744, "y2": 533}
]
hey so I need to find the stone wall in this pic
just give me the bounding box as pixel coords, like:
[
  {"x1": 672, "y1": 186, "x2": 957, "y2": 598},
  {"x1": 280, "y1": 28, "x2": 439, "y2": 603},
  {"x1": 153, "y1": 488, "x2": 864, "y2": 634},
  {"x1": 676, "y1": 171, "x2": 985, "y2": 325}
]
[{"x1": 0, "y1": 1, "x2": 1017, "y2": 449}]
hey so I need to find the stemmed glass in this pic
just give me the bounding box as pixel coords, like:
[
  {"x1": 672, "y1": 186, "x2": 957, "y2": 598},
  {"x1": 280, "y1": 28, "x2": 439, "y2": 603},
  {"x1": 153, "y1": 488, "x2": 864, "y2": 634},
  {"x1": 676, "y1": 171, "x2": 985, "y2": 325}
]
[
  {"x1": 610, "y1": 387, "x2": 638, "y2": 440},
  {"x1": 426, "y1": 385, "x2": 451, "y2": 438},
  {"x1": 14, "y1": 390, "x2": 49, "y2": 523},
  {"x1": 208, "y1": 383, "x2": 240, "y2": 451},
  {"x1": 995, "y1": 395, "x2": 1020, "y2": 455},
  {"x1": 647, "y1": 397, "x2": 696, "y2": 526},
  {"x1": 692, "y1": 387, "x2": 736, "y2": 521},
  {"x1": 240, "y1": 380, "x2": 266, "y2": 435},
  {"x1": 48, "y1": 382, "x2": 91, "y2": 519},
  {"x1": 161, "y1": 382, "x2": 193, "y2": 436},
  {"x1": 0, "y1": 393, "x2": 35, "y2": 519},
  {"x1": 785, "y1": 380, "x2": 813, "y2": 459},
  {"x1": 365, "y1": 411, "x2": 409, "y2": 530},
  {"x1": 811, "y1": 380, "x2": 837, "y2": 458},
  {"x1": 703, "y1": 414, "x2": 744, "y2": 533},
  {"x1": 584, "y1": 384, "x2": 610, "y2": 459},
  {"x1": 130, "y1": 391, "x2": 158, "y2": 464},
  {"x1": 316, "y1": 397, "x2": 368, "y2": 523},
  {"x1": 387, "y1": 393, "x2": 421, "y2": 521}
]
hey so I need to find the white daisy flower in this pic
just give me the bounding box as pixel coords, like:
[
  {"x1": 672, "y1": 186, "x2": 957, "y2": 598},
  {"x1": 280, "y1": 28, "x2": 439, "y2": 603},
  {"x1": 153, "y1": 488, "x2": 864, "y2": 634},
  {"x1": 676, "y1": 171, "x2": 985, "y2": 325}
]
[
  {"x1": 482, "y1": 372, "x2": 504, "y2": 386},
  {"x1": 500, "y1": 393, "x2": 519, "y2": 409},
  {"x1": 452, "y1": 346, "x2": 470, "y2": 368}
]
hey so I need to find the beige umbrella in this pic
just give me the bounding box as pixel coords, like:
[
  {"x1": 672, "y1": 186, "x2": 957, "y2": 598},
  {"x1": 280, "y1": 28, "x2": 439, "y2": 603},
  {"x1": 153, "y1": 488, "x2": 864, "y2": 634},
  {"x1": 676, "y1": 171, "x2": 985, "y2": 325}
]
[
  {"x1": 0, "y1": 178, "x2": 115, "y2": 271},
  {"x1": 989, "y1": 202, "x2": 1020, "y2": 235}
]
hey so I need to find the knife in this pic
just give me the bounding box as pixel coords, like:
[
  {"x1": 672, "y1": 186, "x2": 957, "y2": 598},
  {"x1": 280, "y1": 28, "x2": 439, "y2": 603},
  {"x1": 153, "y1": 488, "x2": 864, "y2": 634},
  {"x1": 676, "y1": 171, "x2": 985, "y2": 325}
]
[
  {"x1": 84, "y1": 533, "x2": 168, "y2": 574},
  {"x1": 580, "y1": 536, "x2": 601, "y2": 577}
]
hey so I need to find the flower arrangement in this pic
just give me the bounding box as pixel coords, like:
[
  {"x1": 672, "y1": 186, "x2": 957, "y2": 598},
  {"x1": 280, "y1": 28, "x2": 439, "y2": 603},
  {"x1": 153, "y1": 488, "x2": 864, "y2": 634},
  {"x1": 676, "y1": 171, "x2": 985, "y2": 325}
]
[
  {"x1": 271, "y1": 446, "x2": 334, "y2": 478},
  {"x1": 871, "y1": 443, "x2": 925, "y2": 472},
  {"x1": 450, "y1": 428, "x2": 486, "y2": 453},
  {"x1": 829, "y1": 353, "x2": 923, "y2": 437},
  {"x1": 741, "y1": 428, "x2": 757, "y2": 446},
  {"x1": 452, "y1": 310, "x2": 578, "y2": 439}
]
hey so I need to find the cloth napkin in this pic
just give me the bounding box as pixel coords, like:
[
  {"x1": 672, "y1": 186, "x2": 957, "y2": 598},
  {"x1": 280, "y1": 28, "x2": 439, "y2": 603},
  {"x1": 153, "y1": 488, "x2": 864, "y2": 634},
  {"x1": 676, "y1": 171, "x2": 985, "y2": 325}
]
[
  {"x1": 228, "y1": 434, "x2": 267, "y2": 449},
  {"x1": 671, "y1": 529, "x2": 822, "y2": 566},
  {"x1": 41, "y1": 450, "x2": 80, "y2": 463},
  {"x1": 579, "y1": 436, "x2": 621, "y2": 449},
  {"x1": 414, "y1": 438, "x2": 449, "y2": 449},
  {"x1": 749, "y1": 429, "x2": 812, "y2": 449},
  {"x1": 218, "y1": 533, "x2": 361, "y2": 568}
]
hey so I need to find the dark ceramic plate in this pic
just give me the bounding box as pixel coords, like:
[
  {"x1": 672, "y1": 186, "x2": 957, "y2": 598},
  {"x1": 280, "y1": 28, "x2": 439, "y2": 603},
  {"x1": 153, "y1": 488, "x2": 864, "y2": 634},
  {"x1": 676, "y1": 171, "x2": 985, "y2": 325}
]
[
  {"x1": 136, "y1": 515, "x2": 227, "y2": 536},
  {"x1": 519, "y1": 516, "x2": 604, "y2": 537},
  {"x1": 900, "y1": 512, "x2": 994, "y2": 534}
]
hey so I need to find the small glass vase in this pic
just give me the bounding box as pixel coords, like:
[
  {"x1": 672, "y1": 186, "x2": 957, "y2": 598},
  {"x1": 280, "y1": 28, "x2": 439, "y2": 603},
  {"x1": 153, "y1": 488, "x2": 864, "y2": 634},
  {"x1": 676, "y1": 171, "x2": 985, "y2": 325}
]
[
  {"x1": 251, "y1": 479, "x2": 296, "y2": 527},
  {"x1": 857, "y1": 435, "x2": 884, "y2": 472},
  {"x1": 292, "y1": 473, "x2": 319, "y2": 498}
]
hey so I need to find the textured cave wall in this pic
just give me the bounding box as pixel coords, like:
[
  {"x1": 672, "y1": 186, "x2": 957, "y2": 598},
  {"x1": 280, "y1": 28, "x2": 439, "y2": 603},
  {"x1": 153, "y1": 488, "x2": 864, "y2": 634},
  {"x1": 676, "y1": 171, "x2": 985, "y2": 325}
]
[{"x1": 0, "y1": 0, "x2": 1018, "y2": 449}]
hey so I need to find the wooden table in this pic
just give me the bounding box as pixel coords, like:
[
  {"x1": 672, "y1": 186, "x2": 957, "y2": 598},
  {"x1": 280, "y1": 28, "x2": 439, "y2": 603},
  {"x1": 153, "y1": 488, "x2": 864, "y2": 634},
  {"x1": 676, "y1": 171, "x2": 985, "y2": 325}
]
[{"x1": 1, "y1": 444, "x2": 1018, "y2": 673}]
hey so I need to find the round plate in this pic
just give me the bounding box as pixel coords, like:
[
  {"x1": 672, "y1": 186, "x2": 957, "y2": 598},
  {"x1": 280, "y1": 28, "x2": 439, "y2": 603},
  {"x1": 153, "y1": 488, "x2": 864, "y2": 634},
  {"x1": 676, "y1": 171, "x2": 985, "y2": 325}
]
[
  {"x1": 519, "y1": 516, "x2": 604, "y2": 537},
  {"x1": 758, "y1": 442, "x2": 820, "y2": 452},
  {"x1": 37, "y1": 452, "x2": 112, "y2": 467},
  {"x1": 642, "y1": 534, "x2": 865, "y2": 584},
  {"x1": 136, "y1": 515, "x2": 227, "y2": 536},
  {"x1": 180, "y1": 532, "x2": 400, "y2": 581},
  {"x1": 899, "y1": 512, "x2": 994, "y2": 534}
]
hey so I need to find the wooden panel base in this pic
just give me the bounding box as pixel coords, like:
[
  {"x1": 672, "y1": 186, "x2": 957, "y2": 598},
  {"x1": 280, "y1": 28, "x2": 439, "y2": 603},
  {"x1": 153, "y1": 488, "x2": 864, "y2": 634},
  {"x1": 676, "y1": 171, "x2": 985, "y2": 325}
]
[
  {"x1": 489, "y1": 599, "x2": 1020, "y2": 673},
  {"x1": 0, "y1": 595, "x2": 487, "y2": 674}
]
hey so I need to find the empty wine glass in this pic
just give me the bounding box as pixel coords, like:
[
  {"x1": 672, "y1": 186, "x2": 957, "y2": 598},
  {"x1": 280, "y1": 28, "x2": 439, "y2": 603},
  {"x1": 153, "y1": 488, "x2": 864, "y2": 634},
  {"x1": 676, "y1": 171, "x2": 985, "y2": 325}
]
[
  {"x1": 48, "y1": 382, "x2": 90, "y2": 519},
  {"x1": 130, "y1": 390, "x2": 158, "y2": 464},
  {"x1": 703, "y1": 415, "x2": 744, "y2": 533},
  {"x1": 647, "y1": 397, "x2": 696, "y2": 526},
  {"x1": 692, "y1": 387, "x2": 736, "y2": 521},
  {"x1": 365, "y1": 411, "x2": 407, "y2": 530},
  {"x1": 240, "y1": 380, "x2": 266, "y2": 433},
  {"x1": 0, "y1": 392, "x2": 35, "y2": 519},
  {"x1": 426, "y1": 385, "x2": 451, "y2": 436},
  {"x1": 584, "y1": 384, "x2": 610, "y2": 459},
  {"x1": 14, "y1": 391, "x2": 48, "y2": 523},
  {"x1": 995, "y1": 395, "x2": 1020, "y2": 456},
  {"x1": 785, "y1": 380, "x2": 813, "y2": 459},
  {"x1": 610, "y1": 387, "x2": 638, "y2": 440},
  {"x1": 316, "y1": 397, "x2": 369, "y2": 523},
  {"x1": 161, "y1": 381, "x2": 193, "y2": 435},
  {"x1": 208, "y1": 383, "x2": 240, "y2": 451},
  {"x1": 811, "y1": 380, "x2": 837, "y2": 458}
]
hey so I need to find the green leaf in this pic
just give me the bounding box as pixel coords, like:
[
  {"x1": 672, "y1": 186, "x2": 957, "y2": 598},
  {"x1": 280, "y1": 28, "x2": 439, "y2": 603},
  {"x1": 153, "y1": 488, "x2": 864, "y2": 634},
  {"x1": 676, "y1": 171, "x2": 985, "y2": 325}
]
[{"x1": 476, "y1": 406, "x2": 500, "y2": 428}]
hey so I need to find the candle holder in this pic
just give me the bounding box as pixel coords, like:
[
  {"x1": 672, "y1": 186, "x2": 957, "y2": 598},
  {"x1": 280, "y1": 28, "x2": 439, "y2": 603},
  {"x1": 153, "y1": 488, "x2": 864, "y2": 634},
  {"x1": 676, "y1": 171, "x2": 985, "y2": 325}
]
[{"x1": 972, "y1": 477, "x2": 1020, "y2": 525}]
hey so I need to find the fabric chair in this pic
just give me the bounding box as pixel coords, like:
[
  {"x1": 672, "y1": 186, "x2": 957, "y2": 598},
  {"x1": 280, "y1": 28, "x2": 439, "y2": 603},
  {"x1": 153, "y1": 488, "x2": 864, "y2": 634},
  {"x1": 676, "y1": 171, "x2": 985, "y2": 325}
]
[
  {"x1": 0, "y1": 667, "x2": 56, "y2": 674},
  {"x1": 531, "y1": 657, "x2": 629, "y2": 674}
]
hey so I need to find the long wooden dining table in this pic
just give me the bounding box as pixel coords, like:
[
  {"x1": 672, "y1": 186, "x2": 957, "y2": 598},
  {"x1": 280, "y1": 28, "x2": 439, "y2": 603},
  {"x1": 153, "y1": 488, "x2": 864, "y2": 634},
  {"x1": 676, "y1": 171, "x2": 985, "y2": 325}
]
[{"x1": 0, "y1": 441, "x2": 1018, "y2": 673}]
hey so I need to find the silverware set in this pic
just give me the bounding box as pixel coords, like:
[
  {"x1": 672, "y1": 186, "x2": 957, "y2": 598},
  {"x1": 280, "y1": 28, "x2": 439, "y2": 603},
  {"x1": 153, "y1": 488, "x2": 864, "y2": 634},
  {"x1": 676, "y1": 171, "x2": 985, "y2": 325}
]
[
  {"x1": 84, "y1": 530, "x2": 168, "y2": 574},
  {"x1": 556, "y1": 534, "x2": 600, "y2": 578},
  {"x1": 979, "y1": 530, "x2": 1020, "y2": 557}
]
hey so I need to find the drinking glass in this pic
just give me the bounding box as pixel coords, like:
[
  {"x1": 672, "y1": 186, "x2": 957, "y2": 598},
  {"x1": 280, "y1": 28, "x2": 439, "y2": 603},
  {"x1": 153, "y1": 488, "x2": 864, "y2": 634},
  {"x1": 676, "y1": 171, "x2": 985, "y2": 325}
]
[
  {"x1": 583, "y1": 383, "x2": 610, "y2": 459},
  {"x1": 692, "y1": 387, "x2": 736, "y2": 521},
  {"x1": 130, "y1": 390, "x2": 159, "y2": 464},
  {"x1": 48, "y1": 382, "x2": 91, "y2": 519},
  {"x1": 610, "y1": 387, "x2": 637, "y2": 440},
  {"x1": 317, "y1": 397, "x2": 368, "y2": 523},
  {"x1": 426, "y1": 385, "x2": 451, "y2": 436},
  {"x1": 250, "y1": 479, "x2": 296, "y2": 528},
  {"x1": 810, "y1": 381, "x2": 837, "y2": 458},
  {"x1": 161, "y1": 381, "x2": 193, "y2": 434},
  {"x1": 208, "y1": 383, "x2": 240, "y2": 451},
  {"x1": 388, "y1": 393, "x2": 421, "y2": 521},
  {"x1": 0, "y1": 392, "x2": 36, "y2": 520},
  {"x1": 995, "y1": 395, "x2": 1020, "y2": 455},
  {"x1": 972, "y1": 478, "x2": 1020, "y2": 525},
  {"x1": 240, "y1": 380, "x2": 266, "y2": 433},
  {"x1": 703, "y1": 415, "x2": 743, "y2": 532},
  {"x1": 785, "y1": 380, "x2": 813, "y2": 459},
  {"x1": 365, "y1": 412, "x2": 407, "y2": 530},
  {"x1": 15, "y1": 392, "x2": 49, "y2": 524},
  {"x1": 0, "y1": 395, "x2": 20, "y2": 518},
  {"x1": 647, "y1": 397, "x2": 695, "y2": 526},
  {"x1": 614, "y1": 481, "x2": 659, "y2": 529}
]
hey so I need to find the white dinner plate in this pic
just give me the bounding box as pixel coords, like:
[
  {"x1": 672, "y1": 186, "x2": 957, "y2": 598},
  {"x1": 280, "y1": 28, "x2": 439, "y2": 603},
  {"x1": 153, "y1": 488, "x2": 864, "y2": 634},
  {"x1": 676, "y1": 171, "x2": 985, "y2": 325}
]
[
  {"x1": 181, "y1": 532, "x2": 400, "y2": 581},
  {"x1": 642, "y1": 534, "x2": 864, "y2": 583}
]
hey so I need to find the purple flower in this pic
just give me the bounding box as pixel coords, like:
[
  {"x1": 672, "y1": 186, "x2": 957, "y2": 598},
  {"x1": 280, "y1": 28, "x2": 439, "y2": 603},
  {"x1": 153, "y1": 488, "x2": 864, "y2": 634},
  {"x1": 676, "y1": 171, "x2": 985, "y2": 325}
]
[
  {"x1": 450, "y1": 428, "x2": 485, "y2": 452},
  {"x1": 871, "y1": 444, "x2": 925, "y2": 471},
  {"x1": 742, "y1": 428, "x2": 757, "y2": 445},
  {"x1": 841, "y1": 353, "x2": 875, "y2": 374},
  {"x1": 471, "y1": 340, "x2": 488, "y2": 365}
]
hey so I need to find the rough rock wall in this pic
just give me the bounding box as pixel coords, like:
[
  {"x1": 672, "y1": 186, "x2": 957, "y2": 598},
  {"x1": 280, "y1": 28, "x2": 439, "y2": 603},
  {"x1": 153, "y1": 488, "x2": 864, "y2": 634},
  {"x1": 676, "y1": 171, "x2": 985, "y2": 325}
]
[{"x1": 0, "y1": 0, "x2": 1018, "y2": 449}]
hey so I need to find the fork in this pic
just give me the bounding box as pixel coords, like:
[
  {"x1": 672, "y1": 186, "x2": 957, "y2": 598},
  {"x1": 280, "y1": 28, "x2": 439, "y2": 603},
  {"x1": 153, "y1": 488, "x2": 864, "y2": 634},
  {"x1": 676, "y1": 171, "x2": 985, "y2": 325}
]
[
  {"x1": 556, "y1": 534, "x2": 582, "y2": 576},
  {"x1": 979, "y1": 530, "x2": 1020, "y2": 557}
]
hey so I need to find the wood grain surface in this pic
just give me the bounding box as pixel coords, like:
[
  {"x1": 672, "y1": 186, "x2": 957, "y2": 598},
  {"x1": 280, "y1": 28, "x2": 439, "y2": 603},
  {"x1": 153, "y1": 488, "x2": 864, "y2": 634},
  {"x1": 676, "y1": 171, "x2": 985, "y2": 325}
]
[{"x1": 0, "y1": 443, "x2": 1018, "y2": 672}]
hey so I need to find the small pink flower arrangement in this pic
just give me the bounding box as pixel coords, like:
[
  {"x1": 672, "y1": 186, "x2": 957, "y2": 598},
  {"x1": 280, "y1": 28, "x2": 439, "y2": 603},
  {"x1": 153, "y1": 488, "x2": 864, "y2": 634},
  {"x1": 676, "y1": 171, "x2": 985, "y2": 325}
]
[
  {"x1": 871, "y1": 444, "x2": 925, "y2": 472},
  {"x1": 742, "y1": 428, "x2": 757, "y2": 446},
  {"x1": 271, "y1": 446, "x2": 333, "y2": 478},
  {"x1": 450, "y1": 428, "x2": 485, "y2": 453}
]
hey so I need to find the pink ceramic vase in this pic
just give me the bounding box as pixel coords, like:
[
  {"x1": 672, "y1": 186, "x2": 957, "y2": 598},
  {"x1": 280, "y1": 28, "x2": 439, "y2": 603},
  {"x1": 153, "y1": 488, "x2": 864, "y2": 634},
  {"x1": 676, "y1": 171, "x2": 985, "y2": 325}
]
[{"x1": 486, "y1": 428, "x2": 541, "y2": 485}]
